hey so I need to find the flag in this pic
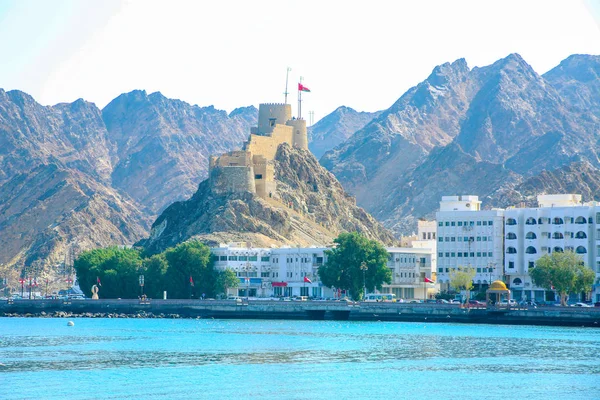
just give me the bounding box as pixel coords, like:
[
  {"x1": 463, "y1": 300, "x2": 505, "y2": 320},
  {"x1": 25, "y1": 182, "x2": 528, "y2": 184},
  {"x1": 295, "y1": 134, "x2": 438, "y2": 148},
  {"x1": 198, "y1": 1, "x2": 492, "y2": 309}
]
[
  {"x1": 304, "y1": 276, "x2": 312, "y2": 284},
  {"x1": 97, "y1": 276, "x2": 102, "y2": 287},
  {"x1": 189, "y1": 276, "x2": 194, "y2": 287},
  {"x1": 298, "y1": 83, "x2": 311, "y2": 92},
  {"x1": 424, "y1": 277, "x2": 434, "y2": 283}
]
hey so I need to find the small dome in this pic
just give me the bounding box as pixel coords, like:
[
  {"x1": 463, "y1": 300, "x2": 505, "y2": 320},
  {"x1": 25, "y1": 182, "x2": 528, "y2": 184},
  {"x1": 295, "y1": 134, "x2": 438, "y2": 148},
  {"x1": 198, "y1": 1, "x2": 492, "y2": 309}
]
[{"x1": 489, "y1": 280, "x2": 508, "y2": 291}]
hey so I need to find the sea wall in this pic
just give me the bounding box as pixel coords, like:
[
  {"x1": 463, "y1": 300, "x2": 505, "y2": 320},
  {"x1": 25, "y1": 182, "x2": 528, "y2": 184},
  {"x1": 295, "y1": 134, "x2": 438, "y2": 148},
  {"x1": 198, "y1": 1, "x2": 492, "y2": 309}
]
[{"x1": 1, "y1": 300, "x2": 599, "y2": 327}]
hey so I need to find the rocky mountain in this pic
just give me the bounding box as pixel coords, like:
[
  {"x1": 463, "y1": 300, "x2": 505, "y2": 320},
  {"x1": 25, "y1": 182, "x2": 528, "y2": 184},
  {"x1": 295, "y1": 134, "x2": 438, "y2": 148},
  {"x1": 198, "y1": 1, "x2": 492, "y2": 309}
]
[
  {"x1": 307, "y1": 106, "x2": 381, "y2": 159},
  {"x1": 102, "y1": 91, "x2": 256, "y2": 213},
  {"x1": 142, "y1": 143, "x2": 396, "y2": 254},
  {"x1": 321, "y1": 54, "x2": 600, "y2": 234},
  {"x1": 0, "y1": 89, "x2": 256, "y2": 270}
]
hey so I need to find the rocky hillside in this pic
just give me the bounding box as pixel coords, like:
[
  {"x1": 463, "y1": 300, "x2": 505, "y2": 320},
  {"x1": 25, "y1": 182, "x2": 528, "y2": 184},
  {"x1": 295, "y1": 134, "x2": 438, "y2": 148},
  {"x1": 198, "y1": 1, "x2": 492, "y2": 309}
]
[
  {"x1": 142, "y1": 143, "x2": 396, "y2": 254},
  {"x1": 103, "y1": 91, "x2": 256, "y2": 213},
  {"x1": 0, "y1": 89, "x2": 256, "y2": 270},
  {"x1": 307, "y1": 106, "x2": 381, "y2": 159},
  {"x1": 321, "y1": 54, "x2": 600, "y2": 234}
]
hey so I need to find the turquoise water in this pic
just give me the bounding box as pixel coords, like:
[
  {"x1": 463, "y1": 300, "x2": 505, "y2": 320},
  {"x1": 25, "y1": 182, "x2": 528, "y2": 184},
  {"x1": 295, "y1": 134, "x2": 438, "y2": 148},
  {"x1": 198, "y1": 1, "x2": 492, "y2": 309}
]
[{"x1": 1, "y1": 318, "x2": 600, "y2": 399}]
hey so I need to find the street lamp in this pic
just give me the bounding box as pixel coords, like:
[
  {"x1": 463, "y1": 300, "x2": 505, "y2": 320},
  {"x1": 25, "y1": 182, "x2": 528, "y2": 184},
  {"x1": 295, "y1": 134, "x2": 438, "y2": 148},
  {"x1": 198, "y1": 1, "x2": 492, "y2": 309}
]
[
  {"x1": 139, "y1": 274, "x2": 145, "y2": 299},
  {"x1": 360, "y1": 261, "x2": 368, "y2": 300}
]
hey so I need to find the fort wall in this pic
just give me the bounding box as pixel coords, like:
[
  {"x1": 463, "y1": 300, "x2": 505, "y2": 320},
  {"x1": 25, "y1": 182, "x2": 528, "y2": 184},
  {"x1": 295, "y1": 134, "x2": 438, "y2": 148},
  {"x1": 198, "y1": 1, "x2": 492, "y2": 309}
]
[{"x1": 208, "y1": 101, "x2": 309, "y2": 199}]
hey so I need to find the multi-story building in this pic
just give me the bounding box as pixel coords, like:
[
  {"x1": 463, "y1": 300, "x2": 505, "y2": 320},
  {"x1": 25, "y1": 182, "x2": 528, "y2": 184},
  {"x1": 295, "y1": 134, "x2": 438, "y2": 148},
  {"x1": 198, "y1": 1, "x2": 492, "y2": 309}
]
[
  {"x1": 435, "y1": 196, "x2": 505, "y2": 291},
  {"x1": 211, "y1": 240, "x2": 437, "y2": 300},
  {"x1": 504, "y1": 194, "x2": 599, "y2": 303},
  {"x1": 382, "y1": 247, "x2": 435, "y2": 300},
  {"x1": 211, "y1": 243, "x2": 334, "y2": 298}
]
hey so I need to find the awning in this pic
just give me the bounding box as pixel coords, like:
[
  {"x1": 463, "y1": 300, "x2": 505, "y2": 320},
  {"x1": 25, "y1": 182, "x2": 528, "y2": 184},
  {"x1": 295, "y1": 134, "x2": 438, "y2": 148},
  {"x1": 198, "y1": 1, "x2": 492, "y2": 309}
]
[{"x1": 271, "y1": 282, "x2": 288, "y2": 287}]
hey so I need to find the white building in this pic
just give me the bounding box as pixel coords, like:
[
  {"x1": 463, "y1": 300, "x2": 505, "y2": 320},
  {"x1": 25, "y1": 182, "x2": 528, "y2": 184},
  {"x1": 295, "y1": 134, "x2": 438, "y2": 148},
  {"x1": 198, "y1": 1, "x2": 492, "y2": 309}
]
[
  {"x1": 211, "y1": 243, "x2": 334, "y2": 298},
  {"x1": 211, "y1": 239, "x2": 437, "y2": 300},
  {"x1": 435, "y1": 195, "x2": 505, "y2": 291},
  {"x1": 504, "y1": 194, "x2": 599, "y2": 303},
  {"x1": 382, "y1": 247, "x2": 435, "y2": 300}
]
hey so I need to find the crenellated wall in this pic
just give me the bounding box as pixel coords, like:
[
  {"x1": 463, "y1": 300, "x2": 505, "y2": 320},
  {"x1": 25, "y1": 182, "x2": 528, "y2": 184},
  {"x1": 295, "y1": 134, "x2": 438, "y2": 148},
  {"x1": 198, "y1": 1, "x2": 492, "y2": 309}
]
[{"x1": 208, "y1": 102, "x2": 308, "y2": 199}]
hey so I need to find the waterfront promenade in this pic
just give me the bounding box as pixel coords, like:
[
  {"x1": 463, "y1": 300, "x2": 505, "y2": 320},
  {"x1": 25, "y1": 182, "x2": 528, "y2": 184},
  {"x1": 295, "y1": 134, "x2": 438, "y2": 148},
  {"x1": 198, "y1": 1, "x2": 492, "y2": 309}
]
[{"x1": 2, "y1": 299, "x2": 599, "y2": 327}]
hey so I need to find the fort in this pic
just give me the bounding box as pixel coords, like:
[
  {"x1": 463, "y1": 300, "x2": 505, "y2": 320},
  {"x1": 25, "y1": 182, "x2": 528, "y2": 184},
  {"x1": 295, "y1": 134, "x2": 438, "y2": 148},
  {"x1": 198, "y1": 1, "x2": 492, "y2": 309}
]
[{"x1": 209, "y1": 103, "x2": 308, "y2": 199}]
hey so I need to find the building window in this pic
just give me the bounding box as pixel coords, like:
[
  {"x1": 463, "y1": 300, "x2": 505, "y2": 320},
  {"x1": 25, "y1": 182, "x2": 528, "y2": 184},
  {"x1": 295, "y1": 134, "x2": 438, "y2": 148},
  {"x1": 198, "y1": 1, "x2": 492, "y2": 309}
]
[
  {"x1": 261, "y1": 256, "x2": 270, "y2": 262},
  {"x1": 255, "y1": 174, "x2": 263, "y2": 179},
  {"x1": 526, "y1": 217, "x2": 537, "y2": 225},
  {"x1": 552, "y1": 232, "x2": 564, "y2": 239},
  {"x1": 489, "y1": 221, "x2": 493, "y2": 226},
  {"x1": 553, "y1": 217, "x2": 564, "y2": 225},
  {"x1": 506, "y1": 218, "x2": 517, "y2": 226},
  {"x1": 525, "y1": 232, "x2": 536, "y2": 240},
  {"x1": 528, "y1": 261, "x2": 535, "y2": 269},
  {"x1": 439, "y1": 237, "x2": 443, "y2": 242},
  {"x1": 576, "y1": 246, "x2": 587, "y2": 254},
  {"x1": 488, "y1": 252, "x2": 493, "y2": 257},
  {"x1": 445, "y1": 253, "x2": 450, "y2": 257},
  {"x1": 508, "y1": 261, "x2": 515, "y2": 269},
  {"x1": 476, "y1": 252, "x2": 481, "y2": 257},
  {"x1": 575, "y1": 216, "x2": 586, "y2": 224},
  {"x1": 507, "y1": 247, "x2": 517, "y2": 254},
  {"x1": 451, "y1": 237, "x2": 456, "y2": 242},
  {"x1": 575, "y1": 231, "x2": 587, "y2": 239},
  {"x1": 553, "y1": 247, "x2": 563, "y2": 253},
  {"x1": 458, "y1": 221, "x2": 463, "y2": 226},
  {"x1": 457, "y1": 252, "x2": 462, "y2": 257},
  {"x1": 483, "y1": 221, "x2": 488, "y2": 226},
  {"x1": 477, "y1": 221, "x2": 482, "y2": 226},
  {"x1": 438, "y1": 222, "x2": 443, "y2": 227},
  {"x1": 445, "y1": 222, "x2": 449, "y2": 226},
  {"x1": 451, "y1": 252, "x2": 455, "y2": 257},
  {"x1": 470, "y1": 252, "x2": 475, "y2": 257},
  {"x1": 513, "y1": 278, "x2": 522, "y2": 285},
  {"x1": 438, "y1": 252, "x2": 443, "y2": 257},
  {"x1": 220, "y1": 256, "x2": 227, "y2": 261},
  {"x1": 451, "y1": 221, "x2": 455, "y2": 226},
  {"x1": 525, "y1": 246, "x2": 537, "y2": 254}
]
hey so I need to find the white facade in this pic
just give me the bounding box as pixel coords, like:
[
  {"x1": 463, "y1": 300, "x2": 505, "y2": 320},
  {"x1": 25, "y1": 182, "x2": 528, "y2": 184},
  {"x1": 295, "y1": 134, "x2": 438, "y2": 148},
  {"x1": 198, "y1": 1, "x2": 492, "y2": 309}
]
[
  {"x1": 382, "y1": 247, "x2": 436, "y2": 300},
  {"x1": 211, "y1": 244, "x2": 333, "y2": 298},
  {"x1": 211, "y1": 242, "x2": 437, "y2": 300},
  {"x1": 504, "y1": 195, "x2": 600, "y2": 303},
  {"x1": 436, "y1": 196, "x2": 505, "y2": 289}
]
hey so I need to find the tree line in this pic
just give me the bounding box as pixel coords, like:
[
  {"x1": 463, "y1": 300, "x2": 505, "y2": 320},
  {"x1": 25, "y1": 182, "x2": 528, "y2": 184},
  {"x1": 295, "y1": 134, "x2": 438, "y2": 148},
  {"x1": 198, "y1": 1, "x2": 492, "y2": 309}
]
[{"x1": 74, "y1": 240, "x2": 239, "y2": 299}]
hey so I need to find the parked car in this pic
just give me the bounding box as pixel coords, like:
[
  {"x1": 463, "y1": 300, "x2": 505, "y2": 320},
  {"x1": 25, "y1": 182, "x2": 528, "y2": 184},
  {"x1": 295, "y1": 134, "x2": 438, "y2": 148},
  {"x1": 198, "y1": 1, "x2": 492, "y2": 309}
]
[
  {"x1": 468, "y1": 300, "x2": 485, "y2": 306},
  {"x1": 519, "y1": 300, "x2": 538, "y2": 308},
  {"x1": 436, "y1": 299, "x2": 450, "y2": 304},
  {"x1": 497, "y1": 299, "x2": 517, "y2": 306},
  {"x1": 571, "y1": 302, "x2": 592, "y2": 308}
]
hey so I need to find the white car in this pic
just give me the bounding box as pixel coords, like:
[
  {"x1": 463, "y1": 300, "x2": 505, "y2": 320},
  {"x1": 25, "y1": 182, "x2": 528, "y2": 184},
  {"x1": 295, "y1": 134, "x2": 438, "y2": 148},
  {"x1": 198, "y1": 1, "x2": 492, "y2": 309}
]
[
  {"x1": 497, "y1": 299, "x2": 517, "y2": 306},
  {"x1": 571, "y1": 302, "x2": 592, "y2": 308}
]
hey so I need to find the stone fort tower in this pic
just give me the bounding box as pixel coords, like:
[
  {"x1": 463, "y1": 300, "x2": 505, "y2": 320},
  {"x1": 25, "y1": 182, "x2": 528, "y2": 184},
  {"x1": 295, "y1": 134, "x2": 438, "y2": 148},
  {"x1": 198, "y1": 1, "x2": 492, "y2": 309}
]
[{"x1": 209, "y1": 103, "x2": 308, "y2": 198}]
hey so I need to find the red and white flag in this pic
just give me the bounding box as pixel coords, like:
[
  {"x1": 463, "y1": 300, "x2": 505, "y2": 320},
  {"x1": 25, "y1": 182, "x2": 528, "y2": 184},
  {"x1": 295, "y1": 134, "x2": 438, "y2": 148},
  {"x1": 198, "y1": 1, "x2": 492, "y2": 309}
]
[
  {"x1": 298, "y1": 83, "x2": 311, "y2": 92},
  {"x1": 97, "y1": 276, "x2": 102, "y2": 287},
  {"x1": 304, "y1": 276, "x2": 312, "y2": 284},
  {"x1": 424, "y1": 277, "x2": 434, "y2": 283},
  {"x1": 189, "y1": 276, "x2": 194, "y2": 287}
]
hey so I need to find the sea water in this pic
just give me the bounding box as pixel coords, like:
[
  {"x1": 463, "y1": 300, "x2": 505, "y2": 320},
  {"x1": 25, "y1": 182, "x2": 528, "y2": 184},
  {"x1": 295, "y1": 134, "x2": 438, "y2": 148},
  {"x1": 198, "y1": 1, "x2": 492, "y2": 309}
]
[{"x1": 1, "y1": 318, "x2": 599, "y2": 399}]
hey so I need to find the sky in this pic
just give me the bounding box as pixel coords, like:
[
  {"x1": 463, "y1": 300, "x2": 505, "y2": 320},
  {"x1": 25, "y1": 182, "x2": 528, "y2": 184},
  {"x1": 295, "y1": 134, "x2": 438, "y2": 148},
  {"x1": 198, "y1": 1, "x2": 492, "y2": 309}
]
[{"x1": 0, "y1": 0, "x2": 599, "y2": 123}]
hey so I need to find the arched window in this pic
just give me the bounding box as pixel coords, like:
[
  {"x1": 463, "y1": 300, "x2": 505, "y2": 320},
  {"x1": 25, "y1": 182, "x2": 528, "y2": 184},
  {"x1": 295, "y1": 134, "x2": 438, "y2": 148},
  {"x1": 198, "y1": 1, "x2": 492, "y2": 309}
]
[
  {"x1": 525, "y1": 217, "x2": 537, "y2": 225},
  {"x1": 506, "y1": 232, "x2": 517, "y2": 240},
  {"x1": 513, "y1": 278, "x2": 522, "y2": 285},
  {"x1": 575, "y1": 231, "x2": 587, "y2": 239},
  {"x1": 575, "y1": 216, "x2": 586, "y2": 224},
  {"x1": 553, "y1": 217, "x2": 564, "y2": 225},
  {"x1": 565, "y1": 246, "x2": 574, "y2": 252},
  {"x1": 553, "y1": 247, "x2": 563, "y2": 253},
  {"x1": 526, "y1": 246, "x2": 537, "y2": 254},
  {"x1": 506, "y1": 247, "x2": 517, "y2": 254},
  {"x1": 576, "y1": 246, "x2": 587, "y2": 254},
  {"x1": 552, "y1": 232, "x2": 564, "y2": 239},
  {"x1": 506, "y1": 218, "x2": 517, "y2": 226},
  {"x1": 525, "y1": 232, "x2": 537, "y2": 240}
]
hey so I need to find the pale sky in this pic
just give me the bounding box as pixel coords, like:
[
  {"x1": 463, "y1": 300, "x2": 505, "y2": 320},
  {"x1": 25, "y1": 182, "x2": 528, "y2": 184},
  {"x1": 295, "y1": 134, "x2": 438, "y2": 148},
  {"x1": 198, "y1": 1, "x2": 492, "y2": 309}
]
[{"x1": 1, "y1": 0, "x2": 599, "y2": 122}]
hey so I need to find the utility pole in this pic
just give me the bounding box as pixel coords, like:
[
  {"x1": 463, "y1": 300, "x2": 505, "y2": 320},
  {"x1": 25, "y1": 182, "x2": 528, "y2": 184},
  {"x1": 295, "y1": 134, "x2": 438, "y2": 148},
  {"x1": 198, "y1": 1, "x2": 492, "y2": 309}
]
[{"x1": 284, "y1": 67, "x2": 291, "y2": 104}]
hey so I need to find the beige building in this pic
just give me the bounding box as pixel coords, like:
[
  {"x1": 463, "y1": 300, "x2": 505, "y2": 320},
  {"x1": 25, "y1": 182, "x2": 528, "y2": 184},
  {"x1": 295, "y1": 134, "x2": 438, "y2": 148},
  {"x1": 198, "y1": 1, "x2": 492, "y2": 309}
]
[{"x1": 209, "y1": 103, "x2": 308, "y2": 199}]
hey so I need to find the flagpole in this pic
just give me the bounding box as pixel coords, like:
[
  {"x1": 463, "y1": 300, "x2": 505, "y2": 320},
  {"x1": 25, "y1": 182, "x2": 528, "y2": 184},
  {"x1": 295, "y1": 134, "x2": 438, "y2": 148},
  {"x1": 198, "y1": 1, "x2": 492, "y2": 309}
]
[
  {"x1": 298, "y1": 76, "x2": 303, "y2": 119},
  {"x1": 284, "y1": 67, "x2": 291, "y2": 104}
]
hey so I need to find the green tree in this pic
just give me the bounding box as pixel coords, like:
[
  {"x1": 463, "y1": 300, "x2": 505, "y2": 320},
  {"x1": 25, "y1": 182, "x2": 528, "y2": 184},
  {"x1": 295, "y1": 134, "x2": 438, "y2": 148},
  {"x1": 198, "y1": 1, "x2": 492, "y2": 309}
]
[
  {"x1": 449, "y1": 267, "x2": 476, "y2": 303},
  {"x1": 142, "y1": 254, "x2": 169, "y2": 299},
  {"x1": 74, "y1": 247, "x2": 143, "y2": 299},
  {"x1": 530, "y1": 251, "x2": 595, "y2": 306},
  {"x1": 319, "y1": 232, "x2": 391, "y2": 300},
  {"x1": 163, "y1": 240, "x2": 214, "y2": 299},
  {"x1": 216, "y1": 268, "x2": 239, "y2": 298}
]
